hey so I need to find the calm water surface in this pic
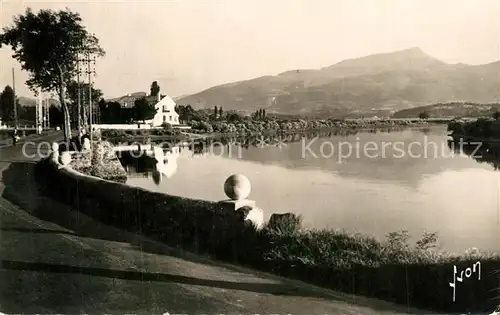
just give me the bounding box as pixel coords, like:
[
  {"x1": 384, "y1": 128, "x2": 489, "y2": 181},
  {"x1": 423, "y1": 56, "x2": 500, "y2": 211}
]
[{"x1": 120, "y1": 126, "x2": 500, "y2": 253}]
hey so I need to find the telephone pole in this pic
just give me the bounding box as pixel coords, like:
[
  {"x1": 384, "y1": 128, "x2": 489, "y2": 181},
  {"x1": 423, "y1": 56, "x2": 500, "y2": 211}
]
[
  {"x1": 77, "y1": 52, "x2": 82, "y2": 130},
  {"x1": 12, "y1": 68, "x2": 17, "y2": 128},
  {"x1": 84, "y1": 48, "x2": 96, "y2": 142},
  {"x1": 79, "y1": 47, "x2": 96, "y2": 138}
]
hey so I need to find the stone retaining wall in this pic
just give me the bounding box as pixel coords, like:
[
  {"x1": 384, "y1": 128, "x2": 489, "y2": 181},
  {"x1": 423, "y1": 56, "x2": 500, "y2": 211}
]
[{"x1": 35, "y1": 154, "x2": 265, "y2": 262}]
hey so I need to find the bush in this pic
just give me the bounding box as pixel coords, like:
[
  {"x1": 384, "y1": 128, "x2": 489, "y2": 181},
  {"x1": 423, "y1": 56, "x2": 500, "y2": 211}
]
[
  {"x1": 69, "y1": 140, "x2": 127, "y2": 182},
  {"x1": 161, "y1": 122, "x2": 173, "y2": 130}
]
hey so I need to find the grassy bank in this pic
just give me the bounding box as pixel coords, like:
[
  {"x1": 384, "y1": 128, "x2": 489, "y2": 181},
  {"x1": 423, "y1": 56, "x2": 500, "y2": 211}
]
[
  {"x1": 186, "y1": 117, "x2": 432, "y2": 134},
  {"x1": 101, "y1": 123, "x2": 436, "y2": 147},
  {"x1": 34, "y1": 158, "x2": 500, "y2": 313},
  {"x1": 448, "y1": 117, "x2": 500, "y2": 139}
]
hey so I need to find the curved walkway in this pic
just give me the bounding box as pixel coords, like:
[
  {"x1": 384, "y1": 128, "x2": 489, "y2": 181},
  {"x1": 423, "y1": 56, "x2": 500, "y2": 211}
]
[{"x1": 0, "y1": 133, "x2": 433, "y2": 314}]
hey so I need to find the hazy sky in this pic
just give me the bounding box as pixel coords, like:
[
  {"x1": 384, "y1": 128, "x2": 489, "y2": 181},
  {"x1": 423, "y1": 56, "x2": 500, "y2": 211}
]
[{"x1": 1, "y1": 0, "x2": 499, "y2": 99}]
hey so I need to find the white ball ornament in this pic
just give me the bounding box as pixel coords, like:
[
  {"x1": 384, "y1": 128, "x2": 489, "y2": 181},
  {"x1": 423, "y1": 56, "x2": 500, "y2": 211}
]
[
  {"x1": 82, "y1": 138, "x2": 91, "y2": 151},
  {"x1": 59, "y1": 151, "x2": 72, "y2": 166},
  {"x1": 224, "y1": 174, "x2": 251, "y2": 200}
]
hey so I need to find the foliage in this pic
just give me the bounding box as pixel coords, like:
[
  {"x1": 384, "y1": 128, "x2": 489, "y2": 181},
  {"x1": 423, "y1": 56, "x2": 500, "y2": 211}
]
[
  {"x1": 68, "y1": 140, "x2": 127, "y2": 182},
  {"x1": 493, "y1": 111, "x2": 500, "y2": 120},
  {"x1": 226, "y1": 112, "x2": 243, "y2": 122},
  {"x1": 175, "y1": 104, "x2": 203, "y2": 122},
  {"x1": 99, "y1": 101, "x2": 125, "y2": 123},
  {"x1": 0, "y1": 85, "x2": 22, "y2": 123},
  {"x1": 0, "y1": 7, "x2": 105, "y2": 142},
  {"x1": 150, "y1": 81, "x2": 160, "y2": 97},
  {"x1": 252, "y1": 108, "x2": 267, "y2": 120},
  {"x1": 66, "y1": 81, "x2": 103, "y2": 108},
  {"x1": 66, "y1": 80, "x2": 103, "y2": 128},
  {"x1": 185, "y1": 115, "x2": 427, "y2": 135},
  {"x1": 133, "y1": 97, "x2": 157, "y2": 122},
  {"x1": 161, "y1": 122, "x2": 172, "y2": 130},
  {"x1": 448, "y1": 118, "x2": 499, "y2": 139},
  {"x1": 418, "y1": 111, "x2": 430, "y2": 119}
]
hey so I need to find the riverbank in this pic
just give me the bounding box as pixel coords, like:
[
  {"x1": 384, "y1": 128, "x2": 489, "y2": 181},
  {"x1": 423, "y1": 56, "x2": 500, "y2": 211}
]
[
  {"x1": 34, "y1": 154, "x2": 500, "y2": 314},
  {"x1": 100, "y1": 120, "x2": 441, "y2": 145},
  {"x1": 448, "y1": 117, "x2": 500, "y2": 140}
]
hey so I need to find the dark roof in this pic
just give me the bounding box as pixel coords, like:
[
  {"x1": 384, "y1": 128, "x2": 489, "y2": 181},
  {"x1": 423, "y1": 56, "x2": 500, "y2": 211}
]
[{"x1": 116, "y1": 94, "x2": 163, "y2": 108}]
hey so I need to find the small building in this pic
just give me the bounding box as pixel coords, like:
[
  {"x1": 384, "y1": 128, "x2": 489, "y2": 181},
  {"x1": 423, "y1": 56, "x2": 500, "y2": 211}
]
[
  {"x1": 148, "y1": 94, "x2": 180, "y2": 126},
  {"x1": 117, "y1": 93, "x2": 180, "y2": 126}
]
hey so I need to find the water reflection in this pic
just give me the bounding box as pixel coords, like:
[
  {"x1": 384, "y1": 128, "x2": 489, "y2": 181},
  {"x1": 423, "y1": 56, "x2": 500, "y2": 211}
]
[
  {"x1": 119, "y1": 126, "x2": 500, "y2": 252},
  {"x1": 448, "y1": 139, "x2": 500, "y2": 171},
  {"x1": 119, "y1": 127, "x2": 495, "y2": 187},
  {"x1": 118, "y1": 146, "x2": 181, "y2": 185}
]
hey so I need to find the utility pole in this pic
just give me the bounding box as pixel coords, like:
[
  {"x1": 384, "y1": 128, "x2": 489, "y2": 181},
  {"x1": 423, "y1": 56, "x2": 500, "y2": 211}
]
[
  {"x1": 44, "y1": 94, "x2": 50, "y2": 130},
  {"x1": 85, "y1": 49, "x2": 96, "y2": 142},
  {"x1": 12, "y1": 68, "x2": 17, "y2": 128},
  {"x1": 79, "y1": 45, "x2": 96, "y2": 143},
  {"x1": 36, "y1": 89, "x2": 41, "y2": 132},
  {"x1": 77, "y1": 52, "x2": 82, "y2": 131}
]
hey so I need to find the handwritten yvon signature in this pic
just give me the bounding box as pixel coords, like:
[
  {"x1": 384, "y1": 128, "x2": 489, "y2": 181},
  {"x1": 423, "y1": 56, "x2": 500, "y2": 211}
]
[{"x1": 449, "y1": 261, "x2": 481, "y2": 302}]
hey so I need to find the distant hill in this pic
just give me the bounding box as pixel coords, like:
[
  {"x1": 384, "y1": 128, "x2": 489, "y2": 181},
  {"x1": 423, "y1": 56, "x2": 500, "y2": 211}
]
[
  {"x1": 106, "y1": 91, "x2": 147, "y2": 103},
  {"x1": 16, "y1": 96, "x2": 59, "y2": 107},
  {"x1": 392, "y1": 102, "x2": 500, "y2": 118},
  {"x1": 17, "y1": 96, "x2": 36, "y2": 106},
  {"x1": 176, "y1": 47, "x2": 500, "y2": 117}
]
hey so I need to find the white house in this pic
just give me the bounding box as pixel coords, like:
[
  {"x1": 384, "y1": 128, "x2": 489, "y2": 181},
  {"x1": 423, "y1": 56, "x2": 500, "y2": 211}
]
[
  {"x1": 149, "y1": 94, "x2": 180, "y2": 126},
  {"x1": 107, "y1": 92, "x2": 181, "y2": 129}
]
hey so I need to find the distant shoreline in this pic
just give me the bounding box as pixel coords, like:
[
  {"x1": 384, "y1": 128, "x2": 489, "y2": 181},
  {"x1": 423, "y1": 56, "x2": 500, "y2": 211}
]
[{"x1": 101, "y1": 120, "x2": 446, "y2": 144}]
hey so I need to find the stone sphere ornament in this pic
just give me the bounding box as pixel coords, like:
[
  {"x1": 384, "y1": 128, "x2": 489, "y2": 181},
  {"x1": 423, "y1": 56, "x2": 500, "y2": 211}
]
[
  {"x1": 51, "y1": 142, "x2": 59, "y2": 152},
  {"x1": 224, "y1": 174, "x2": 251, "y2": 200},
  {"x1": 59, "y1": 151, "x2": 72, "y2": 166},
  {"x1": 152, "y1": 170, "x2": 162, "y2": 185},
  {"x1": 82, "y1": 138, "x2": 91, "y2": 151}
]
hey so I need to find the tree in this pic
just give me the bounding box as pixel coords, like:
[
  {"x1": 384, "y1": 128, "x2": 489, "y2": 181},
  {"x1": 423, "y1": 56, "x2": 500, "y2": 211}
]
[
  {"x1": 226, "y1": 112, "x2": 242, "y2": 122},
  {"x1": 493, "y1": 111, "x2": 500, "y2": 120},
  {"x1": 219, "y1": 106, "x2": 223, "y2": 118},
  {"x1": 66, "y1": 80, "x2": 102, "y2": 128},
  {"x1": 262, "y1": 109, "x2": 266, "y2": 119},
  {"x1": 150, "y1": 81, "x2": 160, "y2": 97},
  {"x1": 110, "y1": 101, "x2": 124, "y2": 122},
  {"x1": 418, "y1": 111, "x2": 430, "y2": 119},
  {"x1": 0, "y1": 8, "x2": 105, "y2": 143},
  {"x1": 0, "y1": 85, "x2": 21, "y2": 123},
  {"x1": 213, "y1": 105, "x2": 218, "y2": 119},
  {"x1": 133, "y1": 97, "x2": 157, "y2": 122},
  {"x1": 176, "y1": 104, "x2": 201, "y2": 123}
]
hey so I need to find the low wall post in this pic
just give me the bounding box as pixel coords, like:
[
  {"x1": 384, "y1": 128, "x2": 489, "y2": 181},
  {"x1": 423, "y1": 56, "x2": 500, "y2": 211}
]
[{"x1": 218, "y1": 174, "x2": 264, "y2": 229}]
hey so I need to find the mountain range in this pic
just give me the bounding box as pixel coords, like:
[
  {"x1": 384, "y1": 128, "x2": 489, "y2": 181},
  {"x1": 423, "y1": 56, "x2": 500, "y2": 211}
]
[
  {"x1": 14, "y1": 47, "x2": 500, "y2": 118},
  {"x1": 176, "y1": 47, "x2": 500, "y2": 117}
]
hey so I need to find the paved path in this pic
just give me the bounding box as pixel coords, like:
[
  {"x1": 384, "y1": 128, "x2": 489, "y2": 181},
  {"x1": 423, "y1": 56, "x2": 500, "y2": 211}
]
[{"x1": 0, "y1": 133, "x2": 433, "y2": 314}]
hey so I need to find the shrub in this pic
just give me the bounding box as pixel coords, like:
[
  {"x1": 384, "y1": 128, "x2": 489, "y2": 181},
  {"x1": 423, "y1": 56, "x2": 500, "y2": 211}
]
[{"x1": 161, "y1": 122, "x2": 173, "y2": 130}]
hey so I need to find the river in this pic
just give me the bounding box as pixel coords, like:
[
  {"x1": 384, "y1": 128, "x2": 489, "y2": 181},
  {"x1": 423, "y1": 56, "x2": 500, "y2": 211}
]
[{"x1": 117, "y1": 126, "x2": 500, "y2": 254}]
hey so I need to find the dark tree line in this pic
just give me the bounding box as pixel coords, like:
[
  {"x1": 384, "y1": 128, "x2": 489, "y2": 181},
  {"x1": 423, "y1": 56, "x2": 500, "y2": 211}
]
[
  {"x1": 252, "y1": 108, "x2": 267, "y2": 120},
  {"x1": 98, "y1": 97, "x2": 157, "y2": 124}
]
